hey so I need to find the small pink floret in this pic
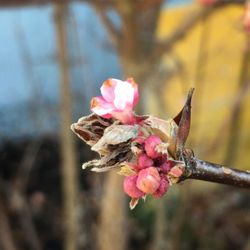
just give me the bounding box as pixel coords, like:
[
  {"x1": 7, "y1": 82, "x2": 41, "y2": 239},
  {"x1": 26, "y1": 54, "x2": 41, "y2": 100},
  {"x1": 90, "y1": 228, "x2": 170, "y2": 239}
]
[
  {"x1": 123, "y1": 175, "x2": 145, "y2": 198},
  {"x1": 90, "y1": 78, "x2": 139, "y2": 124},
  {"x1": 153, "y1": 178, "x2": 169, "y2": 198},
  {"x1": 160, "y1": 160, "x2": 175, "y2": 174},
  {"x1": 168, "y1": 166, "x2": 183, "y2": 178},
  {"x1": 144, "y1": 135, "x2": 162, "y2": 159},
  {"x1": 137, "y1": 154, "x2": 153, "y2": 169},
  {"x1": 136, "y1": 167, "x2": 161, "y2": 194}
]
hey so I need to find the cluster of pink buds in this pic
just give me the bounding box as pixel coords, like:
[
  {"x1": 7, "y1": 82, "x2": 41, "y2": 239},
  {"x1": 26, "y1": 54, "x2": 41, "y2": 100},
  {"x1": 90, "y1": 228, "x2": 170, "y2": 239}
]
[
  {"x1": 72, "y1": 77, "x2": 190, "y2": 209},
  {"x1": 123, "y1": 135, "x2": 173, "y2": 199}
]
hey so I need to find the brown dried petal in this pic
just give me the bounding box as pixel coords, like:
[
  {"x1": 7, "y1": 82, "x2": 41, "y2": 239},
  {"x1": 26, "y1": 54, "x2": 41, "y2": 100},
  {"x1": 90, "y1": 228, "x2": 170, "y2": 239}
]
[
  {"x1": 91, "y1": 124, "x2": 139, "y2": 155},
  {"x1": 71, "y1": 113, "x2": 113, "y2": 146},
  {"x1": 83, "y1": 141, "x2": 133, "y2": 172},
  {"x1": 144, "y1": 116, "x2": 178, "y2": 157}
]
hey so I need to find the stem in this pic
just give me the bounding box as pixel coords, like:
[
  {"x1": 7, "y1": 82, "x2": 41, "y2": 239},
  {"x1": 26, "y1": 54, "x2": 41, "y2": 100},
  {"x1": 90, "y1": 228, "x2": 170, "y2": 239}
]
[{"x1": 184, "y1": 158, "x2": 250, "y2": 188}]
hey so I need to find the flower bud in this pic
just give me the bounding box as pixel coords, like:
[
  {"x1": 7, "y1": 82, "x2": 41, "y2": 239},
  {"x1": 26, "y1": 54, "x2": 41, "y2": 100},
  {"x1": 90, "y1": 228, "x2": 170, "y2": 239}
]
[
  {"x1": 123, "y1": 175, "x2": 144, "y2": 198},
  {"x1": 137, "y1": 154, "x2": 153, "y2": 169},
  {"x1": 144, "y1": 135, "x2": 162, "y2": 159},
  {"x1": 153, "y1": 178, "x2": 169, "y2": 198},
  {"x1": 136, "y1": 167, "x2": 161, "y2": 194},
  {"x1": 160, "y1": 160, "x2": 175, "y2": 174}
]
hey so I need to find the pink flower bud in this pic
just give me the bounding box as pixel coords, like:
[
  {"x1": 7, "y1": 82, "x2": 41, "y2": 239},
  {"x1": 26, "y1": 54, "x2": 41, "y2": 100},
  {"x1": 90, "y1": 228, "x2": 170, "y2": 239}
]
[
  {"x1": 137, "y1": 154, "x2": 153, "y2": 169},
  {"x1": 123, "y1": 175, "x2": 145, "y2": 198},
  {"x1": 153, "y1": 178, "x2": 169, "y2": 198},
  {"x1": 168, "y1": 166, "x2": 183, "y2": 178},
  {"x1": 136, "y1": 167, "x2": 161, "y2": 194},
  {"x1": 160, "y1": 160, "x2": 175, "y2": 174},
  {"x1": 144, "y1": 135, "x2": 162, "y2": 159},
  {"x1": 91, "y1": 78, "x2": 139, "y2": 124}
]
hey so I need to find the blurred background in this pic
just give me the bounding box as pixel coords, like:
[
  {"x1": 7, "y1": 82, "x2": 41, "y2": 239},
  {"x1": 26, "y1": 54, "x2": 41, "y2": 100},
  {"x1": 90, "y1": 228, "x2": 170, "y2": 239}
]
[{"x1": 0, "y1": 0, "x2": 250, "y2": 249}]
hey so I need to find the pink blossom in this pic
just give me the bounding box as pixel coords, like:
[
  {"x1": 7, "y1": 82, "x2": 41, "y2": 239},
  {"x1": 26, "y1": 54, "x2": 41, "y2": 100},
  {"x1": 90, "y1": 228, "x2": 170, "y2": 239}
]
[
  {"x1": 90, "y1": 78, "x2": 139, "y2": 124},
  {"x1": 123, "y1": 175, "x2": 145, "y2": 198},
  {"x1": 153, "y1": 178, "x2": 169, "y2": 198},
  {"x1": 136, "y1": 167, "x2": 161, "y2": 194},
  {"x1": 137, "y1": 154, "x2": 153, "y2": 170},
  {"x1": 243, "y1": 2, "x2": 250, "y2": 33},
  {"x1": 144, "y1": 135, "x2": 162, "y2": 159}
]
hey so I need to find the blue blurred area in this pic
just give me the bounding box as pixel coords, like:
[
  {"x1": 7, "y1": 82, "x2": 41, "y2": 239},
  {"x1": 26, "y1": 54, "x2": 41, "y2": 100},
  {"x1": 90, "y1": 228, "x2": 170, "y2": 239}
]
[
  {"x1": 0, "y1": 0, "x2": 191, "y2": 139},
  {"x1": 0, "y1": 3, "x2": 122, "y2": 138}
]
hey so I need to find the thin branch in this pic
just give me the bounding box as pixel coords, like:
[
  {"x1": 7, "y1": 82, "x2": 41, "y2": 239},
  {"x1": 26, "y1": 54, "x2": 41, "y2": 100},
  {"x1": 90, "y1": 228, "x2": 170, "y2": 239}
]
[
  {"x1": 93, "y1": 2, "x2": 121, "y2": 48},
  {"x1": 0, "y1": 0, "x2": 115, "y2": 8},
  {"x1": 182, "y1": 157, "x2": 250, "y2": 188},
  {"x1": 0, "y1": 202, "x2": 17, "y2": 250},
  {"x1": 224, "y1": 37, "x2": 250, "y2": 166},
  {"x1": 154, "y1": 0, "x2": 245, "y2": 58}
]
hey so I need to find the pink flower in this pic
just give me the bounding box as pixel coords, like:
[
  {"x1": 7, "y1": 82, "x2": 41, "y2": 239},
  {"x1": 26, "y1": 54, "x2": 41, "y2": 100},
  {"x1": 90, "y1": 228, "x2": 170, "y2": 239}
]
[
  {"x1": 90, "y1": 78, "x2": 139, "y2": 124},
  {"x1": 136, "y1": 167, "x2": 161, "y2": 194},
  {"x1": 123, "y1": 175, "x2": 144, "y2": 198},
  {"x1": 144, "y1": 135, "x2": 162, "y2": 159},
  {"x1": 243, "y1": 2, "x2": 250, "y2": 33},
  {"x1": 153, "y1": 178, "x2": 169, "y2": 198},
  {"x1": 137, "y1": 154, "x2": 153, "y2": 170}
]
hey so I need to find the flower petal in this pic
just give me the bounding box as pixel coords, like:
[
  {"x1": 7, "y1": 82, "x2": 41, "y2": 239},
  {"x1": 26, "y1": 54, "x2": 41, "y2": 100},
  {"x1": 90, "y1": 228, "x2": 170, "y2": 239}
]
[
  {"x1": 127, "y1": 78, "x2": 139, "y2": 106},
  {"x1": 90, "y1": 96, "x2": 114, "y2": 118},
  {"x1": 113, "y1": 80, "x2": 135, "y2": 110},
  {"x1": 100, "y1": 78, "x2": 116, "y2": 102}
]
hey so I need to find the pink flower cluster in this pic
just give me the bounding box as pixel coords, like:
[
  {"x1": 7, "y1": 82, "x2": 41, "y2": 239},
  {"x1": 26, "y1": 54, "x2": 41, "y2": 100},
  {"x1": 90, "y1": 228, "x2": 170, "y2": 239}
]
[
  {"x1": 90, "y1": 78, "x2": 183, "y2": 206},
  {"x1": 123, "y1": 135, "x2": 175, "y2": 199}
]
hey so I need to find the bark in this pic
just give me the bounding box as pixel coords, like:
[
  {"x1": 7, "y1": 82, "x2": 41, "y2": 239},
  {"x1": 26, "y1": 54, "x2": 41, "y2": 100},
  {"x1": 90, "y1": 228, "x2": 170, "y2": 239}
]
[
  {"x1": 54, "y1": 3, "x2": 79, "y2": 250},
  {"x1": 183, "y1": 157, "x2": 250, "y2": 188}
]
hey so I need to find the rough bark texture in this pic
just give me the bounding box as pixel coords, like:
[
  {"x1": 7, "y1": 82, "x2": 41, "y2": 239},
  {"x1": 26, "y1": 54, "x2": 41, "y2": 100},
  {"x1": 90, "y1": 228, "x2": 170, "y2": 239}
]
[{"x1": 54, "y1": 3, "x2": 79, "y2": 250}]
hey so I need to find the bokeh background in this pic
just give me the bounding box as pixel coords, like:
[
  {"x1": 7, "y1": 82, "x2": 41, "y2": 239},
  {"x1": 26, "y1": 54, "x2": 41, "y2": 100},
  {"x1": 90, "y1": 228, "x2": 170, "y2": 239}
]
[{"x1": 0, "y1": 0, "x2": 250, "y2": 250}]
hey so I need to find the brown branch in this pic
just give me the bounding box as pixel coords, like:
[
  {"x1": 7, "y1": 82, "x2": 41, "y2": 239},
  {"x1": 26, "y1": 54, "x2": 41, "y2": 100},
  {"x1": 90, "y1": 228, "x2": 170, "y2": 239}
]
[
  {"x1": 0, "y1": 202, "x2": 17, "y2": 250},
  {"x1": 0, "y1": 0, "x2": 115, "y2": 8},
  {"x1": 224, "y1": 37, "x2": 250, "y2": 166},
  {"x1": 93, "y1": 2, "x2": 121, "y2": 48},
  {"x1": 154, "y1": 0, "x2": 245, "y2": 58},
  {"x1": 182, "y1": 157, "x2": 250, "y2": 188}
]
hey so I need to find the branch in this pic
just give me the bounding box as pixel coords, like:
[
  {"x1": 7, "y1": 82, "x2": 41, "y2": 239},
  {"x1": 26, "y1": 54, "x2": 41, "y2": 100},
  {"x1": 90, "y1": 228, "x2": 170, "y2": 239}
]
[
  {"x1": 182, "y1": 157, "x2": 250, "y2": 188},
  {"x1": 93, "y1": 2, "x2": 121, "y2": 48},
  {"x1": 0, "y1": 0, "x2": 115, "y2": 8},
  {"x1": 154, "y1": 0, "x2": 245, "y2": 58}
]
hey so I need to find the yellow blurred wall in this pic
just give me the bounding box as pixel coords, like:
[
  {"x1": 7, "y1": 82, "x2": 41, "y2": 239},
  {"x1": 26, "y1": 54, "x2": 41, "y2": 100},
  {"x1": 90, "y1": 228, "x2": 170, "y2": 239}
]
[{"x1": 157, "y1": 4, "x2": 250, "y2": 170}]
